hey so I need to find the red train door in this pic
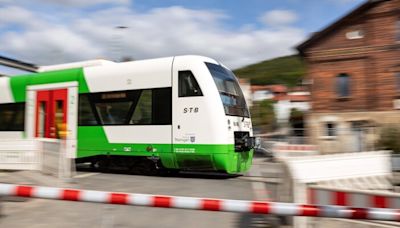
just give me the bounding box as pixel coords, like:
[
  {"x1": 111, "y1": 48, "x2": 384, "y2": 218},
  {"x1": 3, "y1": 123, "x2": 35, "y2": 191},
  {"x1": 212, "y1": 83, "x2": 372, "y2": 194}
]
[{"x1": 35, "y1": 89, "x2": 68, "y2": 139}]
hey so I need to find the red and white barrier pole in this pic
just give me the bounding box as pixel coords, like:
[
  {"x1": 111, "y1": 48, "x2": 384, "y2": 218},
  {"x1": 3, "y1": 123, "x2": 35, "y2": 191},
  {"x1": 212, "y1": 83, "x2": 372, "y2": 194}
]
[
  {"x1": 309, "y1": 187, "x2": 400, "y2": 209},
  {"x1": 0, "y1": 183, "x2": 399, "y2": 221}
]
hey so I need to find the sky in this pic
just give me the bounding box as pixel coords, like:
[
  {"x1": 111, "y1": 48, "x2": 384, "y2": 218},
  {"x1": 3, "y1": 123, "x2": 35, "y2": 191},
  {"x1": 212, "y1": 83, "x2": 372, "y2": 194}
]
[{"x1": 0, "y1": 0, "x2": 364, "y2": 73}]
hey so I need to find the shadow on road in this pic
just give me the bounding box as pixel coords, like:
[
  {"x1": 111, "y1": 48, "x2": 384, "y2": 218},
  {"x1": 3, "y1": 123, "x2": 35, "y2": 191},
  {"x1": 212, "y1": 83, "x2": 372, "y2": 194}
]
[
  {"x1": 236, "y1": 213, "x2": 280, "y2": 228},
  {"x1": 76, "y1": 164, "x2": 240, "y2": 180}
]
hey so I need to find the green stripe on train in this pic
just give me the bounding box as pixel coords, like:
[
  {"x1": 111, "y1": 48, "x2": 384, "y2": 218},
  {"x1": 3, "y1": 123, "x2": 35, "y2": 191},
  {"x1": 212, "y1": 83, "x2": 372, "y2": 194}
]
[
  {"x1": 77, "y1": 126, "x2": 253, "y2": 173},
  {"x1": 9, "y1": 68, "x2": 90, "y2": 102}
]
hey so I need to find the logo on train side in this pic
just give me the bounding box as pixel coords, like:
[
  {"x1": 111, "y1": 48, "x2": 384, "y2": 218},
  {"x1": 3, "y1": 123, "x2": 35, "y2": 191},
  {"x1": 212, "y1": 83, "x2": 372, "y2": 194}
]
[
  {"x1": 174, "y1": 134, "x2": 196, "y2": 143},
  {"x1": 183, "y1": 107, "x2": 199, "y2": 113},
  {"x1": 243, "y1": 121, "x2": 251, "y2": 128}
]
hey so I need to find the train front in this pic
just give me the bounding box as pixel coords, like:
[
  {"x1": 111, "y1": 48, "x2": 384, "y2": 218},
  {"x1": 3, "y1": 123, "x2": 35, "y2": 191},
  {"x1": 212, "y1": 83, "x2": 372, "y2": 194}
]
[{"x1": 205, "y1": 62, "x2": 255, "y2": 174}]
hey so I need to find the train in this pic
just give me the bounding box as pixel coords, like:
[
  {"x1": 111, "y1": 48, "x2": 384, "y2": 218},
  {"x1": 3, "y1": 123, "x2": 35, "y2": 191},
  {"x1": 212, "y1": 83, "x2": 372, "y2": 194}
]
[{"x1": 0, "y1": 55, "x2": 254, "y2": 174}]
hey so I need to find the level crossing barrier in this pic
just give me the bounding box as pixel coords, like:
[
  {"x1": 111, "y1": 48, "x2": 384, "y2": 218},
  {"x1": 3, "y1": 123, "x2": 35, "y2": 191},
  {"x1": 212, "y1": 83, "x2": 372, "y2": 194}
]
[
  {"x1": 309, "y1": 186, "x2": 400, "y2": 209},
  {"x1": 279, "y1": 150, "x2": 394, "y2": 227},
  {"x1": 0, "y1": 183, "x2": 399, "y2": 222},
  {"x1": 272, "y1": 143, "x2": 319, "y2": 159}
]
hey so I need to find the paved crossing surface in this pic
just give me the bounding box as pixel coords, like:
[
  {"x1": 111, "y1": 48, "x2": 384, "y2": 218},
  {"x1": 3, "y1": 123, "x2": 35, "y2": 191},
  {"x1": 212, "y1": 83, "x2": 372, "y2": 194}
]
[{"x1": 0, "y1": 158, "x2": 280, "y2": 228}]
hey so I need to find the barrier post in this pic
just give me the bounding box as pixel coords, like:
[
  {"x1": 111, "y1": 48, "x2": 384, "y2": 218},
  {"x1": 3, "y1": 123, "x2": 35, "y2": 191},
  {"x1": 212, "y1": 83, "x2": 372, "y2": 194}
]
[
  {"x1": 60, "y1": 139, "x2": 74, "y2": 182},
  {"x1": 0, "y1": 195, "x2": 2, "y2": 217}
]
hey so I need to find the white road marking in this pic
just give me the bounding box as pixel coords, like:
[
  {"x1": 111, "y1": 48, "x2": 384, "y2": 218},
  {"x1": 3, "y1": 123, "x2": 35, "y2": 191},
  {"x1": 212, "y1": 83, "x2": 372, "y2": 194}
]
[{"x1": 74, "y1": 172, "x2": 100, "y2": 179}]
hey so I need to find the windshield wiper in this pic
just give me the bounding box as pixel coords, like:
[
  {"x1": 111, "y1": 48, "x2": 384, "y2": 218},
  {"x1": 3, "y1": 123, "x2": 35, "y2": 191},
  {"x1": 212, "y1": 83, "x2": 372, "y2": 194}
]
[{"x1": 219, "y1": 91, "x2": 238, "y2": 97}]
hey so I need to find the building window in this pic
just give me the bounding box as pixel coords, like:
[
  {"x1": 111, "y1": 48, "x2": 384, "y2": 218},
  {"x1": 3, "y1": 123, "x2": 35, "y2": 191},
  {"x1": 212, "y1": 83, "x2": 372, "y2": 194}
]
[
  {"x1": 396, "y1": 19, "x2": 400, "y2": 42},
  {"x1": 336, "y1": 73, "x2": 350, "y2": 97},
  {"x1": 396, "y1": 73, "x2": 400, "y2": 91},
  {"x1": 346, "y1": 30, "x2": 364, "y2": 40},
  {"x1": 325, "y1": 122, "x2": 337, "y2": 137}
]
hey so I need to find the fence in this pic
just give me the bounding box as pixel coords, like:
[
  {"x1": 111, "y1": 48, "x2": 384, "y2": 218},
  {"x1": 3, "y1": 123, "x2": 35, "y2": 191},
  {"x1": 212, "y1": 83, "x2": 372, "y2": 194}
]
[
  {"x1": 271, "y1": 143, "x2": 318, "y2": 159},
  {"x1": 392, "y1": 154, "x2": 400, "y2": 172},
  {"x1": 0, "y1": 139, "x2": 73, "y2": 179},
  {"x1": 0, "y1": 140, "x2": 40, "y2": 170},
  {"x1": 40, "y1": 139, "x2": 61, "y2": 175},
  {"x1": 260, "y1": 127, "x2": 385, "y2": 150}
]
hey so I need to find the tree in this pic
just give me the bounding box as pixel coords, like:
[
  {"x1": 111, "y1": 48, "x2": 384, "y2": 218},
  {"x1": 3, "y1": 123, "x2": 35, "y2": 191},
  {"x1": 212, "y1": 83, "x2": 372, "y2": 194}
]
[
  {"x1": 250, "y1": 100, "x2": 276, "y2": 133},
  {"x1": 378, "y1": 127, "x2": 400, "y2": 154},
  {"x1": 120, "y1": 56, "x2": 134, "y2": 62}
]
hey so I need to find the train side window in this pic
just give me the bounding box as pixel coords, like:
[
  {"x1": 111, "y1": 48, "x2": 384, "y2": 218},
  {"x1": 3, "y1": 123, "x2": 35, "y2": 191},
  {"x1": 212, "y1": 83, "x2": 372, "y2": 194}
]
[
  {"x1": 131, "y1": 90, "x2": 152, "y2": 124},
  {"x1": 96, "y1": 101, "x2": 133, "y2": 125},
  {"x1": 0, "y1": 103, "x2": 25, "y2": 131},
  {"x1": 78, "y1": 94, "x2": 98, "y2": 126},
  {"x1": 152, "y1": 88, "x2": 172, "y2": 124},
  {"x1": 179, "y1": 71, "x2": 203, "y2": 97}
]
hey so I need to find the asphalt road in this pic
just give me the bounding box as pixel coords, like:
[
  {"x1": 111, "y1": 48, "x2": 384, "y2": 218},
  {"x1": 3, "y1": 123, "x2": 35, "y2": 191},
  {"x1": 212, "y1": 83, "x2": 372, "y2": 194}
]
[{"x1": 0, "y1": 158, "x2": 275, "y2": 228}]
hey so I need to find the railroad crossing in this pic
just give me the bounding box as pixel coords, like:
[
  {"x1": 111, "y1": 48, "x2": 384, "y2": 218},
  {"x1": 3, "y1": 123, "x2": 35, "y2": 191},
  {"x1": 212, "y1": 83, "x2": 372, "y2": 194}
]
[{"x1": 1, "y1": 154, "x2": 400, "y2": 228}]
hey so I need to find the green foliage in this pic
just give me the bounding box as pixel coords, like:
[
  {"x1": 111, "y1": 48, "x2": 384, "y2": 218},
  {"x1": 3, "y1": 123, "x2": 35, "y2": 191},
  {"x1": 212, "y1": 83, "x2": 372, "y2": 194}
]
[
  {"x1": 378, "y1": 127, "x2": 400, "y2": 154},
  {"x1": 289, "y1": 108, "x2": 304, "y2": 122},
  {"x1": 120, "y1": 56, "x2": 134, "y2": 62},
  {"x1": 233, "y1": 55, "x2": 305, "y2": 87},
  {"x1": 250, "y1": 100, "x2": 276, "y2": 133}
]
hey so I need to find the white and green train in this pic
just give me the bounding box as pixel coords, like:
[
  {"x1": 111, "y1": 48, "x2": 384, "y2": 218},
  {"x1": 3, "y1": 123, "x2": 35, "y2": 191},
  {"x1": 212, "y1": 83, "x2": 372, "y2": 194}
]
[{"x1": 0, "y1": 55, "x2": 254, "y2": 174}]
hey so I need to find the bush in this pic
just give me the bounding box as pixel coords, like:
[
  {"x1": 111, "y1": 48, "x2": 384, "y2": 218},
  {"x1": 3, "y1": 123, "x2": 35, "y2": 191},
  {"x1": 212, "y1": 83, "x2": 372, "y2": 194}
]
[
  {"x1": 378, "y1": 127, "x2": 400, "y2": 154},
  {"x1": 250, "y1": 100, "x2": 277, "y2": 133}
]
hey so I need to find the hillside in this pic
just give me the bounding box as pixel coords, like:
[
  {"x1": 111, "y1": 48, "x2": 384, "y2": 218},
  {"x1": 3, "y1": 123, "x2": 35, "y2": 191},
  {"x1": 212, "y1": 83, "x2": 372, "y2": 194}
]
[{"x1": 233, "y1": 55, "x2": 305, "y2": 87}]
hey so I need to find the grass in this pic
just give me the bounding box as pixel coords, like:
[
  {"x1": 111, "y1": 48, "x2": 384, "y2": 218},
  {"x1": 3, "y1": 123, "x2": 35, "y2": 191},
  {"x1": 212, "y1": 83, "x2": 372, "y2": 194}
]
[{"x1": 233, "y1": 55, "x2": 305, "y2": 87}]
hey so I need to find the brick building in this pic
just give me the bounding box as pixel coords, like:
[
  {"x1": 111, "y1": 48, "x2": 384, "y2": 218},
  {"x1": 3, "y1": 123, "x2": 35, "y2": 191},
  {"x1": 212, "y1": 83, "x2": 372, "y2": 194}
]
[{"x1": 297, "y1": 0, "x2": 400, "y2": 153}]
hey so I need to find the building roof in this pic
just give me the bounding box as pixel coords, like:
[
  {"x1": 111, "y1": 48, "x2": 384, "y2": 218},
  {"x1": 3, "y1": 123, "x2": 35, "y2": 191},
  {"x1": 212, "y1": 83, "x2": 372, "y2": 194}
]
[
  {"x1": 273, "y1": 94, "x2": 310, "y2": 102},
  {"x1": 290, "y1": 86, "x2": 308, "y2": 92},
  {"x1": 251, "y1": 84, "x2": 287, "y2": 93},
  {"x1": 0, "y1": 55, "x2": 37, "y2": 73},
  {"x1": 296, "y1": 0, "x2": 387, "y2": 55}
]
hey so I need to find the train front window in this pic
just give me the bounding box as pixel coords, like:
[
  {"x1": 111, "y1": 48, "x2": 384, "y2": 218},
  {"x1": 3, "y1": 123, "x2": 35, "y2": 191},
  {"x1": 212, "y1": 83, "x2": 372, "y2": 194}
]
[{"x1": 205, "y1": 62, "x2": 249, "y2": 117}]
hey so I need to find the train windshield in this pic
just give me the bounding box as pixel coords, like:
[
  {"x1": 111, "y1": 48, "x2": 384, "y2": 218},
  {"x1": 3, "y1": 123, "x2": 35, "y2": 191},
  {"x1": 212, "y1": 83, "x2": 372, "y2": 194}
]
[{"x1": 206, "y1": 62, "x2": 250, "y2": 117}]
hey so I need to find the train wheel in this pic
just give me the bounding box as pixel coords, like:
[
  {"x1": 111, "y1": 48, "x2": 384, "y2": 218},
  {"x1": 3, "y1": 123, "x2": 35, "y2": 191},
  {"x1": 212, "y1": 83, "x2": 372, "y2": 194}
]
[
  {"x1": 129, "y1": 158, "x2": 158, "y2": 176},
  {"x1": 168, "y1": 169, "x2": 180, "y2": 175},
  {"x1": 97, "y1": 157, "x2": 110, "y2": 173}
]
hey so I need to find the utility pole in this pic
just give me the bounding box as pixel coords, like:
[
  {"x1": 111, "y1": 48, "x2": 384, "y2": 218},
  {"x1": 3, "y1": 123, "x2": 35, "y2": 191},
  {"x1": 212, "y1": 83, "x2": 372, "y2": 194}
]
[{"x1": 111, "y1": 26, "x2": 128, "y2": 62}]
